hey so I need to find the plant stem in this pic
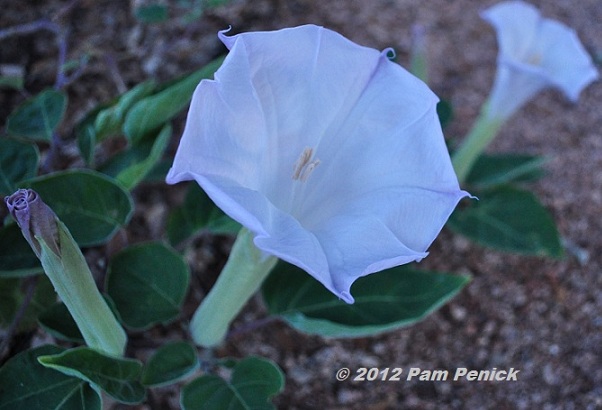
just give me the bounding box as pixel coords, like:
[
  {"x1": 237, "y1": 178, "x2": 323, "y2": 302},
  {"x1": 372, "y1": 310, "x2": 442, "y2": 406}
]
[
  {"x1": 54, "y1": 28, "x2": 69, "y2": 89},
  {"x1": 227, "y1": 316, "x2": 279, "y2": 340},
  {"x1": 410, "y1": 24, "x2": 429, "y2": 84},
  {"x1": 190, "y1": 228, "x2": 277, "y2": 348},
  {"x1": 0, "y1": 20, "x2": 58, "y2": 41},
  {"x1": 452, "y1": 107, "x2": 504, "y2": 184}
]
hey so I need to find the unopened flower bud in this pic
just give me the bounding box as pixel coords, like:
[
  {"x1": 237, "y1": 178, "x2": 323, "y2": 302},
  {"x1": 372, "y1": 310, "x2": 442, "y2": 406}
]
[{"x1": 5, "y1": 188, "x2": 60, "y2": 258}]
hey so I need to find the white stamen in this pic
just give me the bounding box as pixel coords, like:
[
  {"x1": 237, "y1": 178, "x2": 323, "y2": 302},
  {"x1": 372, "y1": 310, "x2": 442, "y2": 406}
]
[{"x1": 292, "y1": 147, "x2": 320, "y2": 182}]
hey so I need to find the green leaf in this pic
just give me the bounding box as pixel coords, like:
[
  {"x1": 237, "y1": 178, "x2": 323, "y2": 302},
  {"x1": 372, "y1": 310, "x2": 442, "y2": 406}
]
[
  {"x1": 0, "y1": 278, "x2": 20, "y2": 328},
  {"x1": 6, "y1": 89, "x2": 67, "y2": 141},
  {"x1": 167, "y1": 183, "x2": 241, "y2": 245},
  {"x1": 94, "y1": 81, "x2": 157, "y2": 141},
  {"x1": 141, "y1": 341, "x2": 199, "y2": 387},
  {"x1": 0, "y1": 223, "x2": 42, "y2": 278},
  {"x1": 38, "y1": 347, "x2": 145, "y2": 404},
  {"x1": 466, "y1": 153, "x2": 547, "y2": 188},
  {"x1": 123, "y1": 56, "x2": 224, "y2": 143},
  {"x1": 262, "y1": 262, "x2": 470, "y2": 338},
  {"x1": 23, "y1": 170, "x2": 134, "y2": 247},
  {"x1": 106, "y1": 242, "x2": 190, "y2": 329},
  {"x1": 19, "y1": 275, "x2": 58, "y2": 332},
  {"x1": 0, "y1": 277, "x2": 55, "y2": 331},
  {"x1": 0, "y1": 137, "x2": 39, "y2": 195},
  {"x1": 75, "y1": 106, "x2": 101, "y2": 166},
  {"x1": 101, "y1": 124, "x2": 171, "y2": 190},
  {"x1": 0, "y1": 345, "x2": 101, "y2": 410},
  {"x1": 38, "y1": 302, "x2": 85, "y2": 343},
  {"x1": 75, "y1": 81, "x2": 156, "y2": 166},
  {"x1": 181, "y1": 357, "x2": 284, "y2": 410},
  {"x1": 134, "y1": 4, "x2": 169, "y2": 23},
  {"x1": 448, "y1": 185, "x2": 563, "y2": 257}
]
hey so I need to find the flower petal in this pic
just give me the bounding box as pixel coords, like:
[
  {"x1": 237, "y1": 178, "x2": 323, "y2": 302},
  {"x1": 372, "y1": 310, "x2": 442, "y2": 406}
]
[
  {"x1": 534, "y1": 19, "x2": 599, "y2": 101},
  {"x1": 480, "y1": 1, "x2": 540, "y2": 60}
]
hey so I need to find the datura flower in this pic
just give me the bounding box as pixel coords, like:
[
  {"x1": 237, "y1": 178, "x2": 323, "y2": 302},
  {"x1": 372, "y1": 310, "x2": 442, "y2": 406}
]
[
  {"x1": 167, "y1": 24, "x2": 469, "y2": 303},
  {"x1": 482, "y1": 0, "x2": 598, "y2": 121},
  {"x1": 453, "y1": 1, "x2": 599, "y2": 181}
]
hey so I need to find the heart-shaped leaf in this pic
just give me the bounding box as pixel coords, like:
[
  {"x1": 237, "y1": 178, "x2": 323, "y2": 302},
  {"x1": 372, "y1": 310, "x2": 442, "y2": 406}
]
[
  {"x1": 106, "y1": 242, "x2": 190, "y2": 329},
  {"x1": 448, "y1": 185, "x2": 563, "y2": 257},
  {"x1": 180, "y1": 357, "x2": 284, "y2": 410},
  {"x1": 141, "y1": 341, "x2": 199, "y2": 387},
  {"x1": 466, "y1": 153, "x2": 547, "y2": 188},
  {"x1": 6, "y1": 89, "x2": 67, "y2": 141},
  {"x1": 0, "y1": 345, "x2": 101, "y2": 410},
  {"x1": 0, "y1": 137, "x2": 39, "y2": 195},
  {"x1": 38, "y1": 347, "x2": 145, "y2": 404},
  {"x1": 262, "y1": 262, "x2": 469, "y2": 338},
  {"x1": 24, "y1": 170, "x2": 134, "y2": 247}
]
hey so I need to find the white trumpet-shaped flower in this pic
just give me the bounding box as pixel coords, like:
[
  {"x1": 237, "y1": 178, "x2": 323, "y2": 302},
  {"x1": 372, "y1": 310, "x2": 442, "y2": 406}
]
[
  {"x1": 482, "y1": 0, "x2": 598, "y2": 121},
  {"x1": 167, "y1": 25, "x2": 469, "y2": 303}
]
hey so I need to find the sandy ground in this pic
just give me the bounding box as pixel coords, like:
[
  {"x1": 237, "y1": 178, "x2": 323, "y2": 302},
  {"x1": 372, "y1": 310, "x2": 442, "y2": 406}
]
[{"x1": 1, "y1": 0, "x2": 601, "y2": 408}]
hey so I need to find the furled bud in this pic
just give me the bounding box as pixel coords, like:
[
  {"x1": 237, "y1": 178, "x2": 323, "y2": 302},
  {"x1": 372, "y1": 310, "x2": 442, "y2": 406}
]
[
  {"x1": 4, "y1": 188, "x2": 127, "y2": 356},
  {"x1": 5, "y1": 189, "x2": 60, "y2": 257}
]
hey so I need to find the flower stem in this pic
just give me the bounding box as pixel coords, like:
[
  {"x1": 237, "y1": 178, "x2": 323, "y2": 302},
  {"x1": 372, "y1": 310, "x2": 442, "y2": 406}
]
[
  {"x1": 410, "y1": 24, "x2": 429, "y2": 84},
  {"x1": 452, "y1": 106, "x2": 504, "y2": 184},
  {"x1": 227, "y1": 316, "x2": 279, "y2": 340},
  {"x1": 190, "y1": 228, "x2": 277, "y2": 348}
]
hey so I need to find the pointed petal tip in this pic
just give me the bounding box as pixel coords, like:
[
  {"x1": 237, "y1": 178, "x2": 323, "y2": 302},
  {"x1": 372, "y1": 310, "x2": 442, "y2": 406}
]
[
  {"x1": 218, "y1": 26, "x2": 234, "y2": 49},
  {"x1": 165, "y1": 167, "x2": 184, "y2": 185},
  {"x1": 339, "y1": 291, "x2": 355, "y2": 304}
]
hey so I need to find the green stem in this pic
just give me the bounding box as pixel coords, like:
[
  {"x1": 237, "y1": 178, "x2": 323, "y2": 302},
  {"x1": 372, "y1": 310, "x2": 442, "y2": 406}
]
[
  {"x1": 452, "y1": 107, "x2": 504, "y2": 184},
  {"x1": 409, "y1": 24, "x2": 428, "y2": 84},
  {"x1": 190, "y1": 228, "x2": 278, "y2": 348},
  {"x1": 37, "y1": 221, "x2": 127, "y2": 357}
]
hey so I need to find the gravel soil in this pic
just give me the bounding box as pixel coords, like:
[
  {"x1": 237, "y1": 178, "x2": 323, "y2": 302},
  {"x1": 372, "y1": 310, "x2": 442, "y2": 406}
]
[{"x1": 1, "y1": 0, "x2": 601, "y2": 409}]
